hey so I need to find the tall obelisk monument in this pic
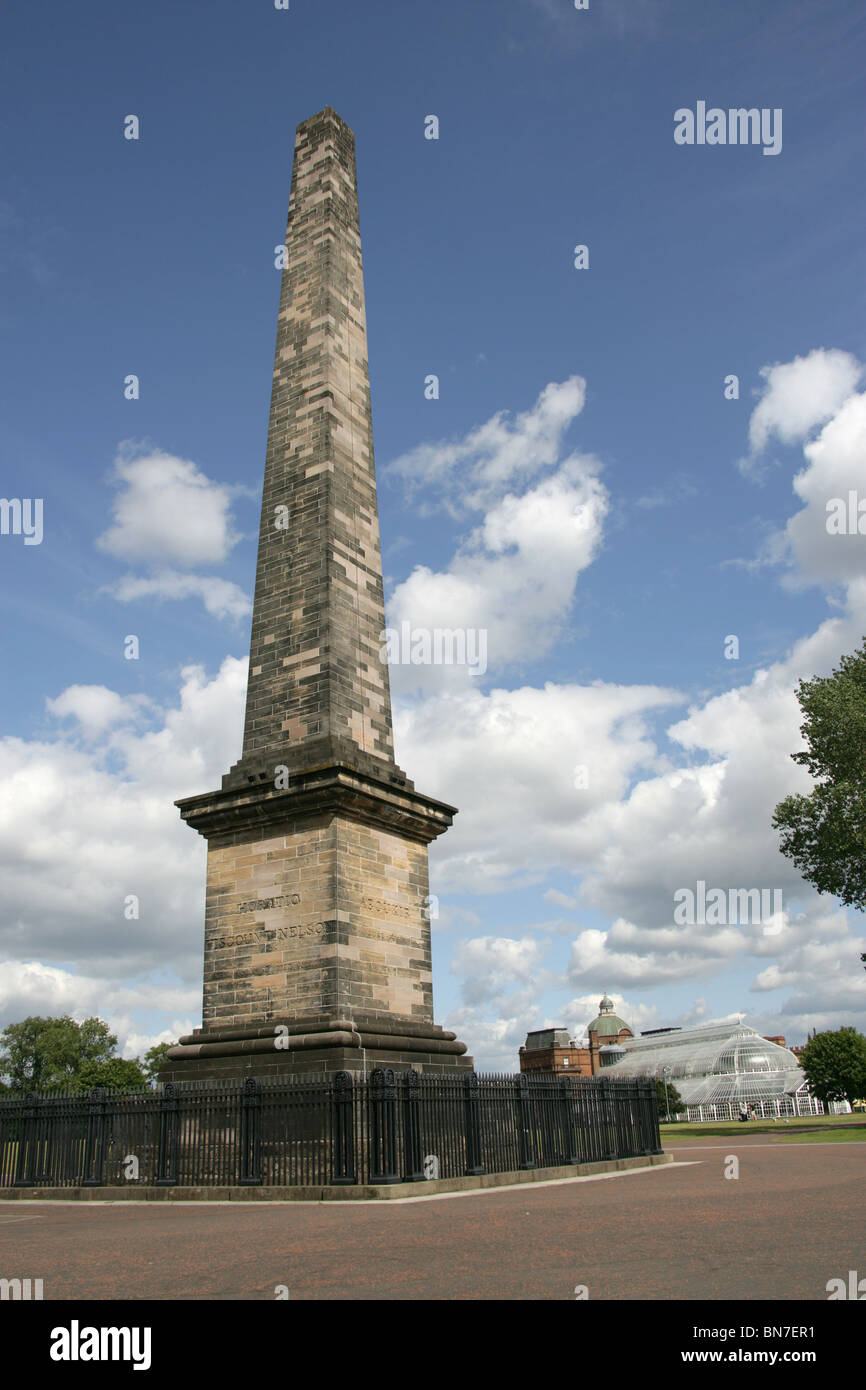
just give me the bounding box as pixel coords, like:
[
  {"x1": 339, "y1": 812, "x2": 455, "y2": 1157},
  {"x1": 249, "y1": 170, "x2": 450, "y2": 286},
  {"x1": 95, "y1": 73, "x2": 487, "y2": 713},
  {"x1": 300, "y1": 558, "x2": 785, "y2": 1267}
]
[{"x1": 163, "y1": 109, "x2": 471, "y2": 1079}]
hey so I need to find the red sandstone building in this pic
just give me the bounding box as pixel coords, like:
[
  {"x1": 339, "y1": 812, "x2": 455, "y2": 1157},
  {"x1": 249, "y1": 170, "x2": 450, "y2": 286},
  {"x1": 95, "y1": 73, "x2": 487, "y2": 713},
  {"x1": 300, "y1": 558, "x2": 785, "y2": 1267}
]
[{"x1": 519, "y1": 996, "x2": 635, "y2": 1078}]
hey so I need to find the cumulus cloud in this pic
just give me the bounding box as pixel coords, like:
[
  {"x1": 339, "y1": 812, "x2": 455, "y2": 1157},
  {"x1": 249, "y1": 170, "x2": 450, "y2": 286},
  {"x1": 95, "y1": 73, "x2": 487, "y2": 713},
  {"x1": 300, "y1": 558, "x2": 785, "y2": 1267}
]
[
  {"x1": 738, "y1": 348, "x2": 863, "y2": 481},
  {"x1": 444, "y1": 1007, "x2": 542, "y2": 1073},
  {"x1": 96, "y1": 445, "x2": 251, "y2": 621},
  {"x1": 0, "y1": 961, "x2": 196, "y2": 1061},
  {"x1": 569, "y1": 920, "x2": 744, "y2": 989},
  {"x1": 452, "y1": 934, "x2": 550, "y2": 1007},
  {"x1": 401, "y1": 679, "x2": 681, "y2": 890},
  {"x1": 748, "y1": 350, "x2": 863, "y2": 454},
  {"x1": 387, "y1": 458, "x2": 608, "y2": 689},
  {"x1": 46, "y1": 686, "x2": 150, "y2": 741},
  {"x1": 392, "y1": 351, "x2": 866, "y2": 1028},
  {"x1": 774, "y1": 391, "x2": 866, "y2": 588},
  {"x1": 97, "y1": 447, "x2": 241, "y2": 566},
  {"x1": 0, "y1": 659, "x2": 247, "y2": 1027},
  {"x1": 384, "y1": 379, "x2": 605, "y2": 690},
  {"x1": 387, "y1": 377, "x2": 587, "y2": 510}
]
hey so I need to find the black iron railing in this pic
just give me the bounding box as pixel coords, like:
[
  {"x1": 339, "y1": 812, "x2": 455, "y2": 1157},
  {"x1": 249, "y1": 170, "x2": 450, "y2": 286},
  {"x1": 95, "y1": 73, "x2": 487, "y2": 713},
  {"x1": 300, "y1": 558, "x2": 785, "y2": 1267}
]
[{"x1": 0, "y1": 1071, "x2": 661, "y2": 1188}]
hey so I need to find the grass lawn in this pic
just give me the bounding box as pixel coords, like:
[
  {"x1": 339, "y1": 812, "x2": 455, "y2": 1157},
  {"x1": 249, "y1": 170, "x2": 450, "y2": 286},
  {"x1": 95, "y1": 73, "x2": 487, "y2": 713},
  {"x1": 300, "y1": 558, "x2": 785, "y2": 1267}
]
[{"x1": 660, "y1": 1114, "x2": 866, "y2": 1142}]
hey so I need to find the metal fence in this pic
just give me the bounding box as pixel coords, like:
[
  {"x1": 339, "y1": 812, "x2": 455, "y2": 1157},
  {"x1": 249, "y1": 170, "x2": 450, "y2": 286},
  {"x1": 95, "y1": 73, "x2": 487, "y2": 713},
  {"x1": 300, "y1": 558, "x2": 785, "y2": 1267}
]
[{"x1": 0, "y1": 1071, "x2": 661, "y2": 1189}]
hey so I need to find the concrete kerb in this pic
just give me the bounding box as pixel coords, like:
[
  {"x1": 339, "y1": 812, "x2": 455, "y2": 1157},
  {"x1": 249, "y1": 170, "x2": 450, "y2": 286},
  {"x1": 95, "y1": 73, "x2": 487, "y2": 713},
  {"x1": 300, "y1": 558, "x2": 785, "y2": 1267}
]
[{"x1": 0, "y1": 1152, "x2": 673, "y2": 1203}]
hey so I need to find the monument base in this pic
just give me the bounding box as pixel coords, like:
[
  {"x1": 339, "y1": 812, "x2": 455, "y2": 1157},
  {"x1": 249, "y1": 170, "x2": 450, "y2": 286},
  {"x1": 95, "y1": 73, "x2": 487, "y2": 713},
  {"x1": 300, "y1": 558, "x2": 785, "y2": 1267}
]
[{"x1": 160, "y1": 1014, "x2": 474, "y2": 1082}]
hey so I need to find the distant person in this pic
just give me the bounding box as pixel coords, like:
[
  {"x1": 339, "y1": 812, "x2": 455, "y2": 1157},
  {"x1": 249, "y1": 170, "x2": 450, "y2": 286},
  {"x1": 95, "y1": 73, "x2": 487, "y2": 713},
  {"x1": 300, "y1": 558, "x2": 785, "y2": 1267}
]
[{"x1": 738, "y1": 1103, "x2": 749, "y2": 1122}]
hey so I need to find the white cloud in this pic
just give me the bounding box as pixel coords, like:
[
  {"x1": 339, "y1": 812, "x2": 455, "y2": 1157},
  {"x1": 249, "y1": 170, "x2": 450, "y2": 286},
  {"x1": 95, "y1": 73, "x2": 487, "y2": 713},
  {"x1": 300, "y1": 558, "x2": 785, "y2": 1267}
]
[
  {"x1": 776, "y1": 391, "x2": 866, "y2": 588},
  {"x1": 569, "y1": 920, "x2": 744, "y2": 989},
  {"x1": 383, "y1": 380, "x2": 607, "y2": 691},
  {"x1": 445, "y1": 1006, "x2": 542, "y2": 1072},
  {"x1": 46, "y1": 686, "x2": 150, "y2": 741},
  {"x1": 394, "y1": 353, "x2": 866, "y2": 1019},
  {"x1": 110, "y1": 570, "x2": 251, "y2": 621},
  {"x1": 387, "y1": 377, "x2": 587, "y2": 510},
  {"x1": 96, "y1": 445, "x2": 251, "y2": 622},
  {"x1": 0, "y1": 960, "x2": 197, "y2": 1059},
  {"x1": 738, "y1": 349, "x2": 863, "y2": 480},
  {"x1": 388, "y1": 457, "x2": 608, "y2": 689},
  {"x1": 97, "y1": 447, "x2": 241, "y2": 567},
  {"x1": 748, "y1": 350, "x2": 863, "y2": 454},
  {"x1": 402, "y1": 679, "x2": 681, "y2": 890},
  {"x1": 452, "y1": 935, "x2": 550, "y2": 1007},
  {"x1": 0, "y1": 659, "x2": 247, "y2": 1017}
]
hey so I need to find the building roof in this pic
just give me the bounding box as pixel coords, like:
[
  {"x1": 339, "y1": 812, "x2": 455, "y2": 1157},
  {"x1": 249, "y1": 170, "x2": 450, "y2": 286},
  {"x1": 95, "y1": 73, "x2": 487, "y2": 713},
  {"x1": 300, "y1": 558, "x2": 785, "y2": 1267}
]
[
  {"x1": 587, "y1": 994, "x2": 632, "y2": 1038},
  {"x1": 599, "y1": 1021, "x2": 808, "y2": 1105}
]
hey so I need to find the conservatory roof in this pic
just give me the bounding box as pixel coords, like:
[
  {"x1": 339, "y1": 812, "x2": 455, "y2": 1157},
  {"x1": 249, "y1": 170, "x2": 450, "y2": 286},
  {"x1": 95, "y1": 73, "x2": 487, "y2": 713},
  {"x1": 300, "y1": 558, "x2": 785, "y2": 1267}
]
[{"x1": 601, "y1": 1021, "x2": 806, "y2": 1101}]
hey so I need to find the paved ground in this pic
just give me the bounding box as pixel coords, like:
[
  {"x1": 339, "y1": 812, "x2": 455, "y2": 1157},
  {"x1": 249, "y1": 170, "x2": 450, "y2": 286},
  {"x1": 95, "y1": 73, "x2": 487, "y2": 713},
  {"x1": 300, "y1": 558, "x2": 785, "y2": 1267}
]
[{"x1": 1, "y1": 1140, "x2": 863, "y2": 1300}]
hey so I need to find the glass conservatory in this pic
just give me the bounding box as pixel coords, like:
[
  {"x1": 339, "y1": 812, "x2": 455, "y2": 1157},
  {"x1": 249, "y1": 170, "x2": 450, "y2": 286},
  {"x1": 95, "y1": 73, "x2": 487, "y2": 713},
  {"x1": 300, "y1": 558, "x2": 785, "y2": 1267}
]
[{"x1": 599, "y1": 1021, "x2": 824, "y2": 1121}]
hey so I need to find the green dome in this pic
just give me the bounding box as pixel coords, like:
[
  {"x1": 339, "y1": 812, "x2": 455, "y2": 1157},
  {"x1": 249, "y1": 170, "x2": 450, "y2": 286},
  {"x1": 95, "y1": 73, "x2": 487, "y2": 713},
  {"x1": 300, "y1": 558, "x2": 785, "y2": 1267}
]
[
  {"x1": 589, "y1": 1014, "x2": 631, "y2": 1036},
  {"x1": 588, "y1": 994, "x2": 632, "y2": 1038}
]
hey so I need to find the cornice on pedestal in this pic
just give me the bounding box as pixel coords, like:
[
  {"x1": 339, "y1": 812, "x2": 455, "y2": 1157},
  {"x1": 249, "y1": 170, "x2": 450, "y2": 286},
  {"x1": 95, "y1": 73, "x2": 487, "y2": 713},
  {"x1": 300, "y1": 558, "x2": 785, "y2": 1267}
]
[{"x1": 176, "y1": 761, "x2": 457, "y2": 845}]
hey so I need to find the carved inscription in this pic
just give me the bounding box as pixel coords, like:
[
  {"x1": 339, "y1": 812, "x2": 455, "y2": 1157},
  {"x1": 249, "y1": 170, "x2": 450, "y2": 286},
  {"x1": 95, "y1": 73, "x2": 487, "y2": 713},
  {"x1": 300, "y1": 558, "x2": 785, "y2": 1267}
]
[
  {"x1": 236, "y1": 893, "x2": 301, "y2": 914},
  {"x1": 361, "y1": 896, "x2": 417, "y2": 921},
  {"x1": 217, "y1": 920, "x2": 326, "y2": 948}
]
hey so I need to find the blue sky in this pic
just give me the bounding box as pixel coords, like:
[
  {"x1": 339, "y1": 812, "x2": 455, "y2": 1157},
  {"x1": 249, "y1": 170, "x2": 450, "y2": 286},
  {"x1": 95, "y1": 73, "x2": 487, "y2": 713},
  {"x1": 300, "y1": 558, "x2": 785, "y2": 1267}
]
[{"x1": 1, "y1": 0, "x2": 865, "y2": 1067}]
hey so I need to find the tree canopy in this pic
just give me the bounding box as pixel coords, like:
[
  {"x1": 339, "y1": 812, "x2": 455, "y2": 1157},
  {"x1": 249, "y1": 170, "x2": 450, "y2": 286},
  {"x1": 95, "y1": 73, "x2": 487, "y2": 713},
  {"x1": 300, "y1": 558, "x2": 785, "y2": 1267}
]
[
  {"x1": 0, "y1": 1015, "x2": 149, "y2": 1092},
  {"x1": 798, "y1": 1027, "x2": 866, "y2": 1111},
  {"x1": 772, "y1": 638, "x2": 866, "y2": 913},
  {"x1": 142, "y1": 1041, "x2": 173, "y2": 1083}
]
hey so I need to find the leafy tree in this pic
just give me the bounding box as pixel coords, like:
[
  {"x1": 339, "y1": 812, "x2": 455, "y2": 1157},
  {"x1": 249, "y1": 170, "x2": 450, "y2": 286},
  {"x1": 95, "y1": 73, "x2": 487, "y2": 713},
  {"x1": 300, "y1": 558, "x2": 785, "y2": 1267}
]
[
  {"x1": 74, "y1": 1057, "x2": 147, "y2": 1092},
  {"x1": 142, "y1": 1041, "x2": 174, "y2": 1084},
  {"x1": 656, "y1": 1077, "x2": 684, "y2": 1120},
  {"x1": 799, "y1": 1027, "x2": 866, "y2": 1111},
  {"x1": 772, "y1": 639, "x2": 866, "y2": 914},
  {"x1": 0, "y1": 1016, "x2": 118, "y2": 1092}
]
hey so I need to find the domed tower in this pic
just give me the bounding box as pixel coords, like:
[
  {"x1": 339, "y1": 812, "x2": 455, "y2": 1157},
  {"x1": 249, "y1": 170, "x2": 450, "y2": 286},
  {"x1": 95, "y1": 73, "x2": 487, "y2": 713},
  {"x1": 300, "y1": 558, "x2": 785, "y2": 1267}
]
[{"x1": 587, "y1": 994, "x2": 634, "y2": 1074}]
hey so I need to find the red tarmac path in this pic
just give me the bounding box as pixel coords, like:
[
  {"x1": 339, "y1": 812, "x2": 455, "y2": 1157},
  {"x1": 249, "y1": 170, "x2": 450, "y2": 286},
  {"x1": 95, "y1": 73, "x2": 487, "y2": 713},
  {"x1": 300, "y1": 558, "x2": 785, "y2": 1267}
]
[{"x1": 1, "y1": 1138, "x2": 863, "y2": 1300}]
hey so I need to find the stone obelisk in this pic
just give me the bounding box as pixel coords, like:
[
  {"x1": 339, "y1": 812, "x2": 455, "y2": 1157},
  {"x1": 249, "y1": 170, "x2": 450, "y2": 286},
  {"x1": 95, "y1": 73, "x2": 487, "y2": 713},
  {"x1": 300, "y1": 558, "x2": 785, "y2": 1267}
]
[{"x1": 162, "y1": 108, "x2": 471, "y2": 1080}]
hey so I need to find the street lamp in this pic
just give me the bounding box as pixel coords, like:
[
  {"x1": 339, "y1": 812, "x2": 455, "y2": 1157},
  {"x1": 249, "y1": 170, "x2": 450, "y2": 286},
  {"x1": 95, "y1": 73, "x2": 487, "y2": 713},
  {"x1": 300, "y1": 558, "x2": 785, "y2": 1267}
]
[{"x1": 663, "y1": 1066, "x2": 672, "y2": 1123}]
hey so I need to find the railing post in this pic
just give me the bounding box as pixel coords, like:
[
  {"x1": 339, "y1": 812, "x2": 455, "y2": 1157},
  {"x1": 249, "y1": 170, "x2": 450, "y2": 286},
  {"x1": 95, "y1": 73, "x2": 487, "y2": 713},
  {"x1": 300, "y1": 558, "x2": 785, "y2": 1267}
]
[
  {"x1": 614, "y1": 1076, "x2": 625, "y2": 1158},
  {"x1": 12, "y1": 1092, "x2": 37, "y2": 1187},
  {"x1": 82, "y1": 1088, "x2": 107, "y2": 1186},
  {"x1": 156, "y1": 1082, "x2": 179, "y2": 1186},
  {"x1": 463, "y1": 1073, "x2": 483, "y2": 1175},
  {"x1": 559, "y1": 1077, "x2": 580, "y2": 1165},
  {"x1": 368, "y1": 1068, "x2": 400, "y2": 1184},
  {"x1": 645, "y1": 1078, "x2": 663, "y2": 1154},
  {"x1": 401, "y1": 1069, "x2": 424, "y2": 1182},
  {"x1": 514, "y1": 1073, "x2": 535, "y2": 1169},
  {"x1": 331, "y1": 1071, "x2": 357, "y2": 1185},
  {"x1": 239, "y1": 1077, "x2": 262, "y2": 1185},
  {"x1": 598, "y1": 1077, "x2": 617, "y2": 1160}
]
